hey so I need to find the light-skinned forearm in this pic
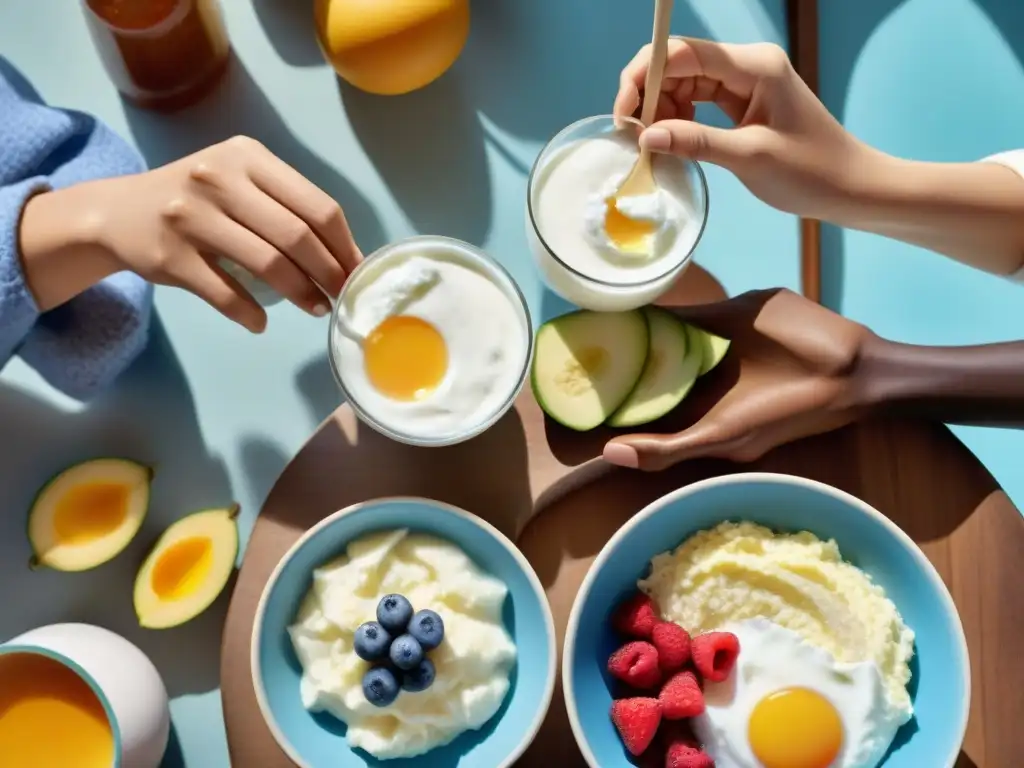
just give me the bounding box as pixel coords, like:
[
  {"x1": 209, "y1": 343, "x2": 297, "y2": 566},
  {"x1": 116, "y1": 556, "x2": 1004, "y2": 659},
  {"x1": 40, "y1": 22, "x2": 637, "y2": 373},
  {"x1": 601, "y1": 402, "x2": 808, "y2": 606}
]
[
  {"x1": 829, "y1": 147, "x2": 1024, "y2": 277},
  {"x1": 17, "y1": 185, "x2": 117, "y2": 312}
]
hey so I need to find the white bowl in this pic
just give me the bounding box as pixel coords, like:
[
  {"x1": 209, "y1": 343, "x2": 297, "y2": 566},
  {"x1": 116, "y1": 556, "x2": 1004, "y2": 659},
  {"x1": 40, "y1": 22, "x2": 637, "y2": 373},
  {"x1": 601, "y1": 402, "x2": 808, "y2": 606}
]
[{"x1": 2, "y1": 623, "x2": 170, "y2": 767}]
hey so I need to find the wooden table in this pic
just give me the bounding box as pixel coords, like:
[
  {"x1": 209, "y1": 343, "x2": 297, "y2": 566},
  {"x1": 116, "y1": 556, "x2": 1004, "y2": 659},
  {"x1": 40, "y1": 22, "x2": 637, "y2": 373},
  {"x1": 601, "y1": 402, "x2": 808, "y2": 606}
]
[{"x1": 219, "y1": 264, "x2": 1024, "y2": 766}]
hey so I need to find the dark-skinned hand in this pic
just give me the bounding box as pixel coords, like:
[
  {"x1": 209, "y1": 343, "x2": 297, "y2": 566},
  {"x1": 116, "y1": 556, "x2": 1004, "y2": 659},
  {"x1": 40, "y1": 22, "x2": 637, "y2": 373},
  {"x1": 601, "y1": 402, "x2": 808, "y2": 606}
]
[{"x1": 602, "y1": 288, "x2": 877, "y2": 471}]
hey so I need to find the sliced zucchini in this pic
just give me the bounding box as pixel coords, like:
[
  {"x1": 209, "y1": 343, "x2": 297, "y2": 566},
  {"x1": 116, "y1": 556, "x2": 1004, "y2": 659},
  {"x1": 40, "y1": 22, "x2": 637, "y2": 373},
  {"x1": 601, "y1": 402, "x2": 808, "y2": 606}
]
[
  {"x1": 693, "y1": 325, "x2": 731, "y2": 376},
  {"x1": 531, "y1": 309, "x2": 649, "y2": 431},
  {"x1": 606, "y1": 308, "x2": 703, "y2": 428}
]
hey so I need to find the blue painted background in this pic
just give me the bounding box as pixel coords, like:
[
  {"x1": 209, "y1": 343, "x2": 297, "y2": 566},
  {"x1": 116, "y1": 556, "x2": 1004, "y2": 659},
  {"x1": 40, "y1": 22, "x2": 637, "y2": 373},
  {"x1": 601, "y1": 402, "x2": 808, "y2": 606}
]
[{"x1": 820, "y1": 0, "x2": 1024, "y2": 515}]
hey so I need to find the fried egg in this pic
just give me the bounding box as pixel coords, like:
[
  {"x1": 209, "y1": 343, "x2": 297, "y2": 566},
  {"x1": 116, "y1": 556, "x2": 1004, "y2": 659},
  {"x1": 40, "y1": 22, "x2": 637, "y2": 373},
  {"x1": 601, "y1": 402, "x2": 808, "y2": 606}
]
[{"x1": 693, "y1": 619, "x2": 913, "y2": 768}]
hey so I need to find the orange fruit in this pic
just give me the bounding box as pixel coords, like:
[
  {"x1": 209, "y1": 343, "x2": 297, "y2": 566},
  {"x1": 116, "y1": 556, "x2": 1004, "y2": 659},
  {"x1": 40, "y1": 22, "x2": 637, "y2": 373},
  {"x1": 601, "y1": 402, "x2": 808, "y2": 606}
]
[{"x1": 314, "y1": 0, "x2": 470, "y2": 96}]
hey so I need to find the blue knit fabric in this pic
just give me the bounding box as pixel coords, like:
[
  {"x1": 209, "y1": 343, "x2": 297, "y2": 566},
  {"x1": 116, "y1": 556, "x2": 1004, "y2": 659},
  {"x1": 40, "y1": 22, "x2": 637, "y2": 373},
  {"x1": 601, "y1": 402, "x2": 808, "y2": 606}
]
[{"x1": 0, "y1": 59, "x2": 153, "y2": 399}]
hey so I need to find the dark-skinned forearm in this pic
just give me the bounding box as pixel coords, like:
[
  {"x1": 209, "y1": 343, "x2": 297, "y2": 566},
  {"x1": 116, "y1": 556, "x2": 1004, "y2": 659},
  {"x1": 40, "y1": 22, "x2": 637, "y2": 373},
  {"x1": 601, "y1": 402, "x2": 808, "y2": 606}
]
[{"x1": 857, "y1": 333, "x2": 1024, "y2": 428}]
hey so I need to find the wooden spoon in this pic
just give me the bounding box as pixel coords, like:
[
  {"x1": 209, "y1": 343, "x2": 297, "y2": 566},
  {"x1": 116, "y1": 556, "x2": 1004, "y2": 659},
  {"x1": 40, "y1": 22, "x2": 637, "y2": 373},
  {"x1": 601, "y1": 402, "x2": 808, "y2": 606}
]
[{"x1": 614, "y1": 0, "x2": 675, "y2": 199}]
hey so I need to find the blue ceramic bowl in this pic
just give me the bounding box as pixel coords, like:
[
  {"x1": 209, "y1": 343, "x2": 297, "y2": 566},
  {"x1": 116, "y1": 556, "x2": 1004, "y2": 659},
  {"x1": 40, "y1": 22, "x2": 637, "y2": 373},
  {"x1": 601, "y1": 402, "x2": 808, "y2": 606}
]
[
  {"x1": 564, "y1": 473, "x2": 970, "y2": 768},
  {"x1": 253, "y1": 497, "x2": 556, "y2": 767}
]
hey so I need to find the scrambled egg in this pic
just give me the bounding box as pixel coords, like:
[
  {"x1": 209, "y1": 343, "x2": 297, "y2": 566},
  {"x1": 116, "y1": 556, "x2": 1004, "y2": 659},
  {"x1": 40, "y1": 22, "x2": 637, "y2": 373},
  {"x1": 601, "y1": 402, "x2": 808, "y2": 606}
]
[{"x1": 639, "y1": 522, "x2": 915, "y2": 711}]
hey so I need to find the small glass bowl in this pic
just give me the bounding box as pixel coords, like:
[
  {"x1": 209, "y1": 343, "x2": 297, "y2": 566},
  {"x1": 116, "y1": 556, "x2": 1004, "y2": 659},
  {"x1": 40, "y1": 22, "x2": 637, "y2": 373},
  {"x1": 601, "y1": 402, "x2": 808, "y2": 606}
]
[
  {"x1": 328, "y1": 236, "x2": 534, "y2": 448},
  {"x1": 526, "y1": 114, "x2": 709, "y2": 312}
]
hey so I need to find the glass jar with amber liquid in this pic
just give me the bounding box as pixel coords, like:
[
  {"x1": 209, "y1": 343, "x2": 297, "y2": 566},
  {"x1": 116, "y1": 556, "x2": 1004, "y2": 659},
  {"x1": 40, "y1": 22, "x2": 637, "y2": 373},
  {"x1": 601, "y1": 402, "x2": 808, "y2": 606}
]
[{"x1": 82, "y1": 0, "x2": 231, "y2": 112}]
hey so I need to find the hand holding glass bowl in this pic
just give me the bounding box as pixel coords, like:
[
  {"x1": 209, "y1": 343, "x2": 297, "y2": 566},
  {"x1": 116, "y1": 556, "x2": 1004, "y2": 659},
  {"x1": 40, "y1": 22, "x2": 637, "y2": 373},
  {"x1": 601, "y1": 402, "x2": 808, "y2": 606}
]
[
  {"x1": 527, "y1": 115, "x2": 709, "y2": 312},
  {"x1": 328, "y1": 236, "x2": 533, "y2": 447}
]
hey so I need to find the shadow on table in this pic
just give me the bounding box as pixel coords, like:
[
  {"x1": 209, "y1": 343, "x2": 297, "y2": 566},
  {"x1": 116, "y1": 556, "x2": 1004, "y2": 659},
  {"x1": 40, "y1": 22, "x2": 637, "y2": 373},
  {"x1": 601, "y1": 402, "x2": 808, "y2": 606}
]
[
  {"x1": 239, "y1": 436, "x2": 292, "y2": 526},
  {"x1": 255, "y1": 400, "x2": 533, "y2": 539},
  {"x1": 538, "y1": 260, "x2": 729, "y2": 327},
  {"x1": 235, "y1": 348, "x2": 343, "y2": 510},
  {"x1": 329, "y1": 0, "x2": 717, "y2": 249},
  {"x1": 233, "y1": 353, "x2": 343, "y2": 512},
  {"x1": 975, "y1": 0, "x2": 1024, "y2": 69},
  {"x1": 458, "y1": 0, "x2": 713, "y2": 142},
  {"x1": 816, "y1": 0, "x2": 1024, "y2": 313},
  {"x1": 251, "y1": 0, "x2": 325, "y2": 68},
  {"x1": 159, "y1": 723, "x2": 185, "y2": 768},
  {"x1": 0, "y1": 317, "x2": 232, "y2": 699},
  {"x1": 816, "y1": 0, "x2": 902, "y2": 313},
  {"x1": 523, "y1": 419, "x2": 999, "y2": 596},
  {"x1": 121, "y1": 55, "x2": 386, "y2": 256},
  {"x1": 338, "y1": 70, "x2": 491, "y2": 246},
  {"x1": 294, "y1": 353, "x2": 341, "y2": 426}
]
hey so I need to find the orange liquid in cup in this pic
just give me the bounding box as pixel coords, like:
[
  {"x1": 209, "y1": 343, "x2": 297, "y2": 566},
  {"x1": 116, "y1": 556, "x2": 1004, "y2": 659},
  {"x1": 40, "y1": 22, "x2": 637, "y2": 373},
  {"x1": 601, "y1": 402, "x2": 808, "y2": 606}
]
[{"x1": 0, "y1": 652, "x2": 115, "y2": 767}]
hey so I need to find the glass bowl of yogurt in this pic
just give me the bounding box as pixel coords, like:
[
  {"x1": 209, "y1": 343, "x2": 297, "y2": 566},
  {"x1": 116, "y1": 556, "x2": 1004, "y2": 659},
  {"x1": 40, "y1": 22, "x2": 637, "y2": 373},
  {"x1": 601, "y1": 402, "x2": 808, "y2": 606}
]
[
  {"x1": 527, "y1": 114, "x2": 709, "y2": 312},
  {"x1": 328, "y1": 236, "x2": 533, "y2": 447},
  {"x1": 252, "y1": 497, "x2": 557, "y2": 767}
]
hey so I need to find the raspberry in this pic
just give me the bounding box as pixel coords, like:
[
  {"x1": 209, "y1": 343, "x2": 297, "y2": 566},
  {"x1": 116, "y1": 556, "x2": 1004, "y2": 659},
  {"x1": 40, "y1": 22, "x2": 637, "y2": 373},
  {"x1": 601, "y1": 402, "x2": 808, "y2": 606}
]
[
  {"x1": 612, "y1": 593, "x2": 660, "y2": 639},
  {"x1": 691, "y1": 631, "x2": 740, "y2": 683},
  {"x1": 607, "y1": 641, "x2": 662, "y2": 689},
  {"x1": 659, "y1": 670, "x2": 705, "y2": 720},
  {"x1": 665, "y1": 740, "x2": 714, "y2": 768},
  {"x1": 610, "y1": 697, "x2": 662, "y2": 756},
  {"x1": 651, "y1": 622, "x2": 692, "y2": 672}
]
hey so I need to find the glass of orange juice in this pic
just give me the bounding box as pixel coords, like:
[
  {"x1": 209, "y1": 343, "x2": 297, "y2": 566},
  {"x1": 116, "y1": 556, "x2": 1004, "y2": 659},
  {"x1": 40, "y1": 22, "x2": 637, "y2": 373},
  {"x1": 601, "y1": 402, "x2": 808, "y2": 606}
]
[{"x1": 0, "y1": 624, "x2": 170, "y2": 767}]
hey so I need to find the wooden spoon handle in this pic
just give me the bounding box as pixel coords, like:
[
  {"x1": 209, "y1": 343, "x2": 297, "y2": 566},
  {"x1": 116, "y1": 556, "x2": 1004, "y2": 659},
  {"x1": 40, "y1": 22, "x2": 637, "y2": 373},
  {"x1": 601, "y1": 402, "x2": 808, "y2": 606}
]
[{"x1": 640, "y1": 0, "x2": 675, "y2": 127}]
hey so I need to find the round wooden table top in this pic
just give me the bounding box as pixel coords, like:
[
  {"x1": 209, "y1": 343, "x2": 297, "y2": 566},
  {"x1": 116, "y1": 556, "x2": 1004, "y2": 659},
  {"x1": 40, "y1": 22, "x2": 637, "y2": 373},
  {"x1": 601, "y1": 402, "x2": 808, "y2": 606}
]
[{"x1": 220, "y1": 266, "x2": 1023, "y2": 767}]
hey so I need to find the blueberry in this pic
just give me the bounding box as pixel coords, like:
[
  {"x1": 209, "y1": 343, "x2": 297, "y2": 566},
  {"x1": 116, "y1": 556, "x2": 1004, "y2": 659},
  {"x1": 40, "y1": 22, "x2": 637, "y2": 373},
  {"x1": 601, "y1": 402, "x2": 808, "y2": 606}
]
[
  {"x1": 353, "y1": 621, "x2": 391, "y2": 661},
  {"x1": 407, "y1": 609, "x2": 445, "y2": 650},
  {"x1": 401, "y1": 658, "x2": 436, "y2": 693},
  {"x1": 362, "y1": 666, "x2": 399, "y2": 707},
  {"x1": 376, "y1": 594, "x2": 414, "y2": 634},
  {"x1": 388, "y1": 633, "x2": 424, "y2": 671}
]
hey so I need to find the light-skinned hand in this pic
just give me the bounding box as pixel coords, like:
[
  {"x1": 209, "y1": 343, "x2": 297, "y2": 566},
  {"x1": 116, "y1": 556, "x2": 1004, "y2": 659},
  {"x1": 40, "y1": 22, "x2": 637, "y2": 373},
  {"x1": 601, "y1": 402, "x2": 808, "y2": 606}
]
[
  {"x1": 20, "y1": 136, "x2": 362, "y2": 332},
  {"x1": 613, "y1": 37, "x2": 874, "y2": 222}
]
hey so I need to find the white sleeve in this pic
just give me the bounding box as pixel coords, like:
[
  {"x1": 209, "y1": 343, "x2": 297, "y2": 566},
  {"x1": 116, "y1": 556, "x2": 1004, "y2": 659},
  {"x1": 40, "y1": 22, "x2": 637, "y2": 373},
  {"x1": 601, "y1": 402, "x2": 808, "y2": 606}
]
[{"x1": 981, "y1": 150, "x2": 1024, "y2": 282}]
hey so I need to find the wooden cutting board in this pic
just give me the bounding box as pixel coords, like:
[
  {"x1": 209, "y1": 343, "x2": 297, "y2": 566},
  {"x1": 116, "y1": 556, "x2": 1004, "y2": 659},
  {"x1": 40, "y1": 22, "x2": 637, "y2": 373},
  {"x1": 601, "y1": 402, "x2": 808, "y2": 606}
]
[{"x1": 219, "y1": 265, "x2": 1023, "y2": 766}]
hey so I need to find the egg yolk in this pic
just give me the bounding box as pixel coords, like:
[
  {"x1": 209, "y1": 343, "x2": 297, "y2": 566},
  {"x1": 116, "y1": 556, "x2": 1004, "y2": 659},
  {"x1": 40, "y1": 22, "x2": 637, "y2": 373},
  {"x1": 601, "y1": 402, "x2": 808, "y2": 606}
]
[
  {"x1": 748, "y1": 687, "x2": 843, "y2": 768},
  {"x1": 363, "y1": 315, "x2": 448, "y2": 401},
  {"x1": 604, "y1": 197, "x2": 655, "y2": 254}
]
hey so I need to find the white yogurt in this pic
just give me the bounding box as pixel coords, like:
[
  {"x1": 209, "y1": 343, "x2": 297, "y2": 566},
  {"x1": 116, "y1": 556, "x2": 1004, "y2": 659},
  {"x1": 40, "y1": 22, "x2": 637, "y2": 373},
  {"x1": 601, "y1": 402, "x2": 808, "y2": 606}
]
[
  {"x1": 528, "y1": 124, "x2": 706, "y2": 311},
  {"x1": 289, "y1": 529, "x2": 517, "y2": 760},
  {"x1": 330, "y1": 239, "x2": 531, "y2": 444}
]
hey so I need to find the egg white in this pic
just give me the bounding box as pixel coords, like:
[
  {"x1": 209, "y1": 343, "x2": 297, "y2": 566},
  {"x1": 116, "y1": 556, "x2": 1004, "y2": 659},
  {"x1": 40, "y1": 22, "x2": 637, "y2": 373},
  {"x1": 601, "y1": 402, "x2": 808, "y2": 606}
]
[{"x1": 693, "y1": 619, "x2": 913, "y2": 768}]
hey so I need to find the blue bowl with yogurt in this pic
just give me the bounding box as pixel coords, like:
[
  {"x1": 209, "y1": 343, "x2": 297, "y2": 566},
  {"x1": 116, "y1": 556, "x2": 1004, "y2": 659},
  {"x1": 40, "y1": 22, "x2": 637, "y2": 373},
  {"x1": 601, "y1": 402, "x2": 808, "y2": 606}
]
[
  {"x1": 253, "y1": 497, "x2": 556, "y2": 768},
  {"x1": 564, "y1": 473, "x2": 969, "y2": 768}
]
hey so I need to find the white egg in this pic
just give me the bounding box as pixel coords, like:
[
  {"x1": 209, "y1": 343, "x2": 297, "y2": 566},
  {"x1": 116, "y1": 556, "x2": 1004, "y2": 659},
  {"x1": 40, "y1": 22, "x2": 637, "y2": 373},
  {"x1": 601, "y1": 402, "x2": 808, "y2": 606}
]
[{"x1": 693, "y1": 619, "x2": 913, "y2": 768}]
